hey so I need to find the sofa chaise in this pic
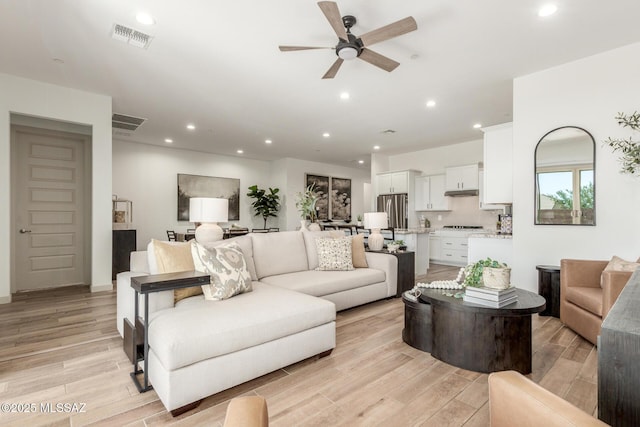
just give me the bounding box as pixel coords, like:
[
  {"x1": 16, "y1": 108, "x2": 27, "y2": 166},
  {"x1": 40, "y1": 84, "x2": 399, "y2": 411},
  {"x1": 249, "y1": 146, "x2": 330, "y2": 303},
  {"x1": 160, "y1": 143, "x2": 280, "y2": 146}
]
[{"x1": 116, "y1": 230, "x2": 398, "y2": 413}]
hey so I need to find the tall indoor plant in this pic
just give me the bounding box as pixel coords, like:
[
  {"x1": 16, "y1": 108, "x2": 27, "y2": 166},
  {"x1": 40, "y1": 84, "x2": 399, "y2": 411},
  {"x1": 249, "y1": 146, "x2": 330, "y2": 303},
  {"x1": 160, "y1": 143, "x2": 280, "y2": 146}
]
[{"x1": 246, "y1": 185, "x2": 280, "y2": 229}]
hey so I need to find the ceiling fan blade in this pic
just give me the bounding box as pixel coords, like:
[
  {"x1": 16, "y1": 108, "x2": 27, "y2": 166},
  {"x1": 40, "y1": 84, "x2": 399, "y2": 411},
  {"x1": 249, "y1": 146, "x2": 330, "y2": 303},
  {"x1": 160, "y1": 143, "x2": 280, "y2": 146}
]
[
  {"x1": 322, "y1": 57, "x2": 344, "y2": 79},
  {"x1": 358, "y1": 16, "x2": 417, "y2": 46},
  {"x1": 279, "y1": 45, "x2": 332, "y2": 51},
  {"x1": 318, "y1": 1, "x2": 348, "y2": 40},
  {"x1": 358, "y1": 48, "x2": 400, "y2": 72}
]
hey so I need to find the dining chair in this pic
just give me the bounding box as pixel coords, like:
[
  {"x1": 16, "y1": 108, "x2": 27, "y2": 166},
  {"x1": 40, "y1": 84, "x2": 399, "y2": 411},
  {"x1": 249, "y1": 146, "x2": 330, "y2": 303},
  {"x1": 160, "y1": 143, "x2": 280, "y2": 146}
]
[{"x1": 166, "y1": 230, "x2": 177, "y2": 241}]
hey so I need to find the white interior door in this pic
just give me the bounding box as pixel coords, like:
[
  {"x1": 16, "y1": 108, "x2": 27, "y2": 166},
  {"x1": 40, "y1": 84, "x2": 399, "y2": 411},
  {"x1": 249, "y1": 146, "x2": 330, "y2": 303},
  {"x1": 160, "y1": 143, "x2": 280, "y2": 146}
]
[{"x1": 14, "y1": 127, "x2": 86, "y2": 291}]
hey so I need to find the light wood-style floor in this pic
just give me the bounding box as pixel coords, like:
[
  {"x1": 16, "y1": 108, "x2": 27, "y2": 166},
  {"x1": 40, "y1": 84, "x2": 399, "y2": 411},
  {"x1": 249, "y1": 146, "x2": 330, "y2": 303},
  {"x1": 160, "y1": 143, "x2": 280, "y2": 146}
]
[{"x1": 0, "y1": 265, "x2": 598, "y2": 426}]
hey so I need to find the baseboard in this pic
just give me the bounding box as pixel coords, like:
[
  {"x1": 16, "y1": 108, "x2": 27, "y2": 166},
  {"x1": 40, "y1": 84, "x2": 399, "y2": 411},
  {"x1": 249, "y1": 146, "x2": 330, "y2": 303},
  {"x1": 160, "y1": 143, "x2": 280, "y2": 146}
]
[
  {"x1": 91, "y1": 283, "x2": 113, "y2": 293},
  {"x1": 0, "y1": 295, "x2": 12, "y2": 304}
]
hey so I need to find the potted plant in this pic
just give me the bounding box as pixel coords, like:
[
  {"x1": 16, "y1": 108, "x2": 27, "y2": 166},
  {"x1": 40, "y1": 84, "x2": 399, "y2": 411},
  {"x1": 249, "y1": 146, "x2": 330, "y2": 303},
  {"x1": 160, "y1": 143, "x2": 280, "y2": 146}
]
[
  {"x1": 246, "y1": 185, "x2": 280, "y2": 229},
  {"x1": 604, "y1": 111, "x2": 640, "y2": 175},
  {"x1": 295, "y1": 183, "x2": 319, "y2": 229},
  {"x1": 463, "y1": 258, "x2": 510, "y2": 289},
  {"x1": 356, "y1": 214, "x2": 363, "y2": 226},
  {"x1": 387, "y1": 239, "x2": 405, "y2": 253}
]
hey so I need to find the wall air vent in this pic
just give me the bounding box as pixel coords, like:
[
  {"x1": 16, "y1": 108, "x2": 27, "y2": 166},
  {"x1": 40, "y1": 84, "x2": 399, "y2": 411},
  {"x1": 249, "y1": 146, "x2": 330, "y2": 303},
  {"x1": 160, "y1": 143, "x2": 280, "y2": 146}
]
[
  {"x1": 112, "y1": 113, "x2": 147, "y2": 131},
  {"x1": 111, "y1": 24, "x2": 153, "y2": 49}
]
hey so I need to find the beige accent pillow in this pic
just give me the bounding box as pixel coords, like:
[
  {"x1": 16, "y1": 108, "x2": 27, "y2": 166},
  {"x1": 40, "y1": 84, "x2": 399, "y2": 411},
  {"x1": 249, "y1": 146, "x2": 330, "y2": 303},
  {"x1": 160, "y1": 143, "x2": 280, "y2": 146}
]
[
  {"x1": 315, "y1": 237, "x2": 354, "y2": 271},
  {"x1": 152, "y1": 239, "x2": 201, "y2": 303},
  {"x1": 191, "y1": 241, "x2": 252, "y2": 300},
  {"x1": 351, "y1": 234, "x2": 368, "y2": 268},
  {"x1": 601, "y1": 255, "x2": 640, "y2": 287}
]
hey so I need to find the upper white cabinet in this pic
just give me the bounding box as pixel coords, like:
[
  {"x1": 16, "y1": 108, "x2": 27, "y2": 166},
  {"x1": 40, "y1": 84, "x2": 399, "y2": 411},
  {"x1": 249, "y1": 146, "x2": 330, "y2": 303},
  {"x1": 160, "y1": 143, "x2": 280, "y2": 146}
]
[
  {"x1": 482, "y1": 122, "x2": 513, "y2": 204},
  {"x1": 415, "y1": 174, "x2": 449, "y2": 211},
  {"x1": 445, "y1": 164, "x2": 479, "y2": 191},
  {"x1": 478, "y1": 170, "x2": 505, "y2": 211},
  {"x1": 377, "y1": 171, "x2": 410, "y2": 194}
]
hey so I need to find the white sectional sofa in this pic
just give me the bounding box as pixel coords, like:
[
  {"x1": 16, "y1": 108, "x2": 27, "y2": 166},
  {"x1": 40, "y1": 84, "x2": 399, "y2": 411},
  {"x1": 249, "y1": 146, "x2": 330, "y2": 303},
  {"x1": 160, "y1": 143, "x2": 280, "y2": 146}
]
[{"x1": 116, "y1": 230, "x2": 398, "y2": 413}]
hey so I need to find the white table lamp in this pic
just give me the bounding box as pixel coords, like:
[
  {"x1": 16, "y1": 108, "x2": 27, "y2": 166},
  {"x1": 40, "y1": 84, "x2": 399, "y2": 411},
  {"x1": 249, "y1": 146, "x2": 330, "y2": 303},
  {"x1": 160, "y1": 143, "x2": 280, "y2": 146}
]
[
  {"x1": 364, "y1": 212, "x2": 388, "y2": 251},
  {"x1": 189, "y1": 197, "x2": 229, "y2": 244}
]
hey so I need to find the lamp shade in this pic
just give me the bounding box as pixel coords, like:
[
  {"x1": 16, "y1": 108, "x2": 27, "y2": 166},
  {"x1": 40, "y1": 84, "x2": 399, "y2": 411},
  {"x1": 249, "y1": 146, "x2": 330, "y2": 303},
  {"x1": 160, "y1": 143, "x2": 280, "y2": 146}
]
[
  {"x1": 364, "y1": 212, "x2": 388, "y2": 230},
  {"x1": 189, "y1": 197, "x2": 228, "y2": 223}
]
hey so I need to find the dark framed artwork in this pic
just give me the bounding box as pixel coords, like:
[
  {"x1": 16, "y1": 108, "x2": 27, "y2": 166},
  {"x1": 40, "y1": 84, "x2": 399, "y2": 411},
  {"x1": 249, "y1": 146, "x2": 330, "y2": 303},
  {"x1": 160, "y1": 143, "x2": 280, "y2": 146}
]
[
  {"x1": 305, "y1": 174, "x2": 330, "y2": 220},
  {"x1": 177, "y1": 173, "x2": 240, "y2": 221},
  {"x1": 331, "y1": 177, "x2": 352, "y2": 220}
]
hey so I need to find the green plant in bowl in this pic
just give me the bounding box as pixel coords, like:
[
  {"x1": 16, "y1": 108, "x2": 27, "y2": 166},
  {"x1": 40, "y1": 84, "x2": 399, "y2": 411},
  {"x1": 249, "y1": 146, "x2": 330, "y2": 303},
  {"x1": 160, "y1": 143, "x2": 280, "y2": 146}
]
[{"x1": 463, "y1": 258, "x2": 507, "y2": 287}]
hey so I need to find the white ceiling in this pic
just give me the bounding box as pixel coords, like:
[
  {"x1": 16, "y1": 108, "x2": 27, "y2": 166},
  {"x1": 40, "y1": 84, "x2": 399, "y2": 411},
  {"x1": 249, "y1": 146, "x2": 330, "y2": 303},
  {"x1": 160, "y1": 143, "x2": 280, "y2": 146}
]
[{"x1": 2, "y1": 1, "x2": 640, "y2": 169}]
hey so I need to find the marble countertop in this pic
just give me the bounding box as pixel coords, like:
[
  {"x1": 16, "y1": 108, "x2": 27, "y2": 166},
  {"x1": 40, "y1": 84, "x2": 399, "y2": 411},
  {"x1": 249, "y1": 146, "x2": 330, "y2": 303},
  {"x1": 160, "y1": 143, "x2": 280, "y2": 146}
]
[
  {"x1": 395, "y1": 228, "x2": 432, "y2": 234},
  {"x1": 469, "y1": 233, "x2": 513, "y2": 239}
]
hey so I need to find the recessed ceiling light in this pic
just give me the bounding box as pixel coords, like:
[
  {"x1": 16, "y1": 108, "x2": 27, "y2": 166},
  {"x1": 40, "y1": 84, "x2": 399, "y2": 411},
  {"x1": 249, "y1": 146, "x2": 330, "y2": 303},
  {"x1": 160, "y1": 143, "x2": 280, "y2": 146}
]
[
  {"x1": 164, "y1": 138, "x2": 173, "y2": 143},
  {"x1": 373, "y1": 145, "x2": 380, "y2": 150},
  {"x1": 237, "y1": 149, "x2": 244, "y2": 154},
  {"x1": 340, "y1": 92, "x2": 350, "y2": 100},
  {"x1": 136, "y1": 12, "x2": 156, "y2": 26},
  {"x1": 52, "y1": 58, "x2": 65, "y2": 64},
  {"x1": 186, "y1": 124, "x2": 196, "y2": 130},
  {"x1": 426, "y1": 100, "x2": 436, "y2": 108},
  {"x1": 358, "y1": 160, "x2": 364, "y2": 164},
  {"x1": 322, "y1": 132, "x2": 330, "y2": 138},
  {"x1": 265, "y1": 139, "x2": 272, "y2": 144},
  {"x1": 538, "y1": 4, "x2": 558, "y2": 17},
  {"x1": 473, "y1": 123, "x2": 482, "y2": 129}
]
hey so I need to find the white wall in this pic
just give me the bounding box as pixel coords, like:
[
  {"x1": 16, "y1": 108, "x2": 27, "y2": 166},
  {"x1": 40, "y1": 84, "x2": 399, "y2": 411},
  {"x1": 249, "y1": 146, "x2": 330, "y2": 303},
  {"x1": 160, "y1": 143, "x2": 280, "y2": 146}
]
[
  {"x1": 112, "y1": 143, "x2": 370, "y2": 246},
  {"x1": 0, "y1": 73, "x2": 113, "y2": 302},
  {"x1": 512, "y1": 41, "x2": 640, "y2": 292},
  {"x1": 279, "y1": 158, "x2": 370, "y2": 231},
  {"x1": 112, "y1": 140, "x2": 273, "y2": 248}
]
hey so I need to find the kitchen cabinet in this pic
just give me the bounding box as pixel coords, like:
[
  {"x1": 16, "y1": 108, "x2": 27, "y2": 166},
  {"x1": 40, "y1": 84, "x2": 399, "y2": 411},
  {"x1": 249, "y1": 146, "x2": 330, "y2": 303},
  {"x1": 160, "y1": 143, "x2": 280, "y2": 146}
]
[
  {"x1": 377, "y1": 171, "x2": 410, "y2": 194},
  {"x1": 415, "y1": 175, "x2": 449, "y2": 211},
  {"x1": 429, "y1": 234, "x2": 442, "y2": 261},
  {"x1": 445, "y1": 164, "x2": 479, "y2": 191},
  {"x1": 440, "y1": 236, "x2": 469, "y2": 265},
  {"x1": 478, "y1": 171, "x2": 505, "y2": 211},
  {"x1": 482, "y1": 122, "x2": 513, "y2": 204}
]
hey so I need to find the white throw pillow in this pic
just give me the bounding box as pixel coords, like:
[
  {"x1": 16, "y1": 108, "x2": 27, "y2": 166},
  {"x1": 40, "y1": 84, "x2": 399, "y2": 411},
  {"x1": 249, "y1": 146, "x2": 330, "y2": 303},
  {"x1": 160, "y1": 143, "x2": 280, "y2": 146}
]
[
  {"x1": 191, "y1": 241, "x2": 252, "y2": 300},
  {"x1": 315, "y1": 237, "x2": 354, "y2": 271}
]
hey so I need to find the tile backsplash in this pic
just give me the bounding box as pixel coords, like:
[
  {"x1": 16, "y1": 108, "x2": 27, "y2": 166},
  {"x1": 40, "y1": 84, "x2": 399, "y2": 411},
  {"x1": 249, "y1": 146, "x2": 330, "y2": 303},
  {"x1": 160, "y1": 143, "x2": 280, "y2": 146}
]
[{"x1": 419, "y1": 196, "x2": 503, "y2": 230}]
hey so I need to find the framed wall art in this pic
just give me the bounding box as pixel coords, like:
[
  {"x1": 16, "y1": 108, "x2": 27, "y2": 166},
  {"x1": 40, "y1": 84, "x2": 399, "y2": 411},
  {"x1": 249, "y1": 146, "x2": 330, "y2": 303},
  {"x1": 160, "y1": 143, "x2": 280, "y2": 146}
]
[
  {"x1": 330, "y1": 177, "x2": 351, "y2": 220},
  {"x1": 177, "y1": 173, "x2": 240, "y2": 221},
  {"x1": 305, "y1": 174, "x2": 330, "y2": 220}
]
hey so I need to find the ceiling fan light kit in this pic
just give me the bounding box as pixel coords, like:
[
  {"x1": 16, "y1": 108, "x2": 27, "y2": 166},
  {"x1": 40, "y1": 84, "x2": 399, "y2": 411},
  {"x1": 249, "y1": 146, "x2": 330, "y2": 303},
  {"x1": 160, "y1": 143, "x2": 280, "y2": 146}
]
[{"x1": 279, "y1": 1, "x2": 417, "y2": 79}]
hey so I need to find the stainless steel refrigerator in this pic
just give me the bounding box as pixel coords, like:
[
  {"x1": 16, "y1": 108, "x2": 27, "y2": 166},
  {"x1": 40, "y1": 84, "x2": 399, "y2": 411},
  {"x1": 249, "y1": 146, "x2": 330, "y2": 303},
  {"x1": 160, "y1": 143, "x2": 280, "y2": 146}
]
[{"x1": 376, "y1": 193, "x2": 408, "y2": 229}]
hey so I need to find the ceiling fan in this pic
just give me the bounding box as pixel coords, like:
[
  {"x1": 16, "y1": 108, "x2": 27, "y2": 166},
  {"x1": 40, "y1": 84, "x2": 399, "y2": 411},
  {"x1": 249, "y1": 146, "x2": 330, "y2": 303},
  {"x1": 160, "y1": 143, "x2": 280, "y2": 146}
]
[{"x1": 279, "y1": 1, "x2": 417, "y2": 79}]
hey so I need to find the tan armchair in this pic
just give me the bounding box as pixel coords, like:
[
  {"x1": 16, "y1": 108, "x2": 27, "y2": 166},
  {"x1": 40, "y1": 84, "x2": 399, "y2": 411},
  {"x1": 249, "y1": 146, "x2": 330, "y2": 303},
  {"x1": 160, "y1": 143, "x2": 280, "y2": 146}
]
[
  {"x1": 488, "y1": 370, "x2": 606, "y2": 426},
  {"x1": 560, "y1": 259, "x2": 633, "y2": 345},
  {"x1": 224, "y1": 396, "x2": 269, "y2": 427}
]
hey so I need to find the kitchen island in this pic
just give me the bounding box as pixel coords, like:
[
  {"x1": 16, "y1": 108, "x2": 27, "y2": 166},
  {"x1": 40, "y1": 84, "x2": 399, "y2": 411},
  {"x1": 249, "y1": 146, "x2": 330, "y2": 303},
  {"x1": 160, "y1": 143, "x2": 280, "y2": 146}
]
[
  {"x1": 395, "y1": 228, "x2": 430, "y2": 277},
  {"x1": 468, "y1": 233, "x2": 513, "y2": 265}
]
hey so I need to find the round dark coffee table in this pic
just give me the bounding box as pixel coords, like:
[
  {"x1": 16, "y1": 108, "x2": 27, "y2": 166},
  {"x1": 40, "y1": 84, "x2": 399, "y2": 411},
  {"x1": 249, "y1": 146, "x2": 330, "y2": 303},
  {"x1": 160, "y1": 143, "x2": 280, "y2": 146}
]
[{"x1": 418, "y1": 288, "x2": 545, "y2": 374}]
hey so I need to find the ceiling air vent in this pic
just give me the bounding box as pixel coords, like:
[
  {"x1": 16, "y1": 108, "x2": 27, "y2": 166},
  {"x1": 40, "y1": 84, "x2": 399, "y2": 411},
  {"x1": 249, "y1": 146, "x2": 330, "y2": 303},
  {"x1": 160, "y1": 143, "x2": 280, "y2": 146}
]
[
  {"x1": 111, "y1": 24, "x2": 153, "y2": 49},
  {"x1": 112, "y1": 113, "x2": 146, "y2": 131}
]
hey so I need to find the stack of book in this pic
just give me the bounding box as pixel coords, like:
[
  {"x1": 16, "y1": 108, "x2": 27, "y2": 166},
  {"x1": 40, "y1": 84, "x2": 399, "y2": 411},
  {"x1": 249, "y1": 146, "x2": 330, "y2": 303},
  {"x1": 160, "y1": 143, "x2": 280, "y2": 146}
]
[{"x1": 463, "y1": 286, "x2": 518, "y2": 308}]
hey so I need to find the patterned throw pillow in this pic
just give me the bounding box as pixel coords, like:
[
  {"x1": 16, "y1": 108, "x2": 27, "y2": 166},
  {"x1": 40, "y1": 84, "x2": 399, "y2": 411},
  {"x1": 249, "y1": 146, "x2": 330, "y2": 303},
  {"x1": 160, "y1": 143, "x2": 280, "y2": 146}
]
[
  {"x1": 315, "y1": 237, "x2": 354, "y2": 271},
  {"x1": 601, "y1": 255, "x2": 640, "y2": 288},
  {"x1": 191, "y1": 241, "x2": 253, "y2": 300}
]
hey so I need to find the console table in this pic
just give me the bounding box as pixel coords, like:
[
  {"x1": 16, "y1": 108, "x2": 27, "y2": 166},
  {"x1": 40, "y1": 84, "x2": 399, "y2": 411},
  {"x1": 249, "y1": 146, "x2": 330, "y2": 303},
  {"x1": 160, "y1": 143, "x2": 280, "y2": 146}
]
[
  {"x1": 128, "y1": 271, "x2": 209, "y2": 393},
  {"x1": 368, "y1": 250, "x2": 415, "y2": 297}
]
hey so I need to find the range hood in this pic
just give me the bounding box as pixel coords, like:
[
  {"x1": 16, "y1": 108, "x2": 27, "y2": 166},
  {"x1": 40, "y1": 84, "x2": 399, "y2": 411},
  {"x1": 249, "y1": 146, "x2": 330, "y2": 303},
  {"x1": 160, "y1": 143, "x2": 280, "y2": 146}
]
[{"x1": 444, "y1": 189, "x2": 479, "y2": 197}]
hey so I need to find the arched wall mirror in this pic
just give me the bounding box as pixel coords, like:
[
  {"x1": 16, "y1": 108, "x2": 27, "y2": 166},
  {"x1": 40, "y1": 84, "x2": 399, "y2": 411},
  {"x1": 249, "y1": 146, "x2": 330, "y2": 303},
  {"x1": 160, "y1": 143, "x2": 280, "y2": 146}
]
[{"x1": 535, "y1": 126, "x2": 595, "y2": 225}]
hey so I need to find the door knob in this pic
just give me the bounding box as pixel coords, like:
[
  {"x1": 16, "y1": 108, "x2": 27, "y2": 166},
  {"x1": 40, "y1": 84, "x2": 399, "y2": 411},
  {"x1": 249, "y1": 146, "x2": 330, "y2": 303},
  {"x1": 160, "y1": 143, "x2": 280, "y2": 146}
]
[{"x1": 19, "y1": 228, "x2": 32, "y2": 233}]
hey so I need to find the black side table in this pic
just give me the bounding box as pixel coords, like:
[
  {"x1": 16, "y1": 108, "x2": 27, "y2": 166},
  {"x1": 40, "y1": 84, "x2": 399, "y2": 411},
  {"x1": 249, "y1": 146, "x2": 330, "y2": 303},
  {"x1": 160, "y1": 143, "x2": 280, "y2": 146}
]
[
  {"x1": 368, "y1": 250, "x2": 415, "y2": 297},
  {"x1": 129, "y1": 271, "x2": 210, "y2": 393},
  {"x1": 536, "y1": 265, "x2": 560, "y2": 317}
]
